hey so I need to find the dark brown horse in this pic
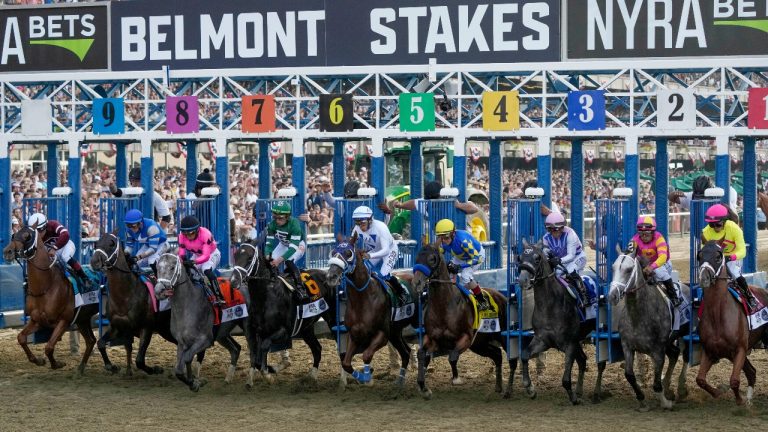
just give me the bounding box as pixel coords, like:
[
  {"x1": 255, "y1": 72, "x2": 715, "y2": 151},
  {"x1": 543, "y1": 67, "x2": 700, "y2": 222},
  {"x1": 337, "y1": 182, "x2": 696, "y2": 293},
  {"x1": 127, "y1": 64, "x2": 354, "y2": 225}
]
[
  {"x1": 2, "y1": 226, "x2": 98, "y2": 374},
  {"x1": 90, "y1": 232, "x2": 175, "y2": 376},
  {"x1": 325, "y1": 232, "x2": 417, "y2": 387},
  {"x1": 411, "y1": 242, "x2": 516, "y2": 399},
  {"x1": 695, "y1": 241, "x2": 767, "y2": 406}
]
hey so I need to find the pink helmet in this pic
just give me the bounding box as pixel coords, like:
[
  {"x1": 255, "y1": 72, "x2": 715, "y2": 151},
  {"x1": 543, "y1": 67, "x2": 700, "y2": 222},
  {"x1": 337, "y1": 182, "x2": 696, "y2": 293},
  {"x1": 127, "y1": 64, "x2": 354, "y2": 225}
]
[
  {"x1": 545, "y1": 212, "x2": 566, "y2": 227},
  {"x1": 636, "y1": 216, "x2": 656, "y2": 232},
  {"x1": 705, "y1": 204, "x2": 728, "y2": 223}
]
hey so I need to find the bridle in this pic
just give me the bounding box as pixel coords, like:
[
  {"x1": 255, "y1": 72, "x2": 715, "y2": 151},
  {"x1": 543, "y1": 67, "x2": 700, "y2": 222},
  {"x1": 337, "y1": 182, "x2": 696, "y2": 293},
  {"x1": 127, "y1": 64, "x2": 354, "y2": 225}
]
[
  {"x1": 232, "y1": 242, "x2": 261, "y2": 285},
  {"x1": 12, "y1": 227, "x2": 56, "y2": 271},
  {"x1": 698, "y1": 245, "x2": 729, "y2": 286},
  {"x1": 330, "y1": 244, "x2": 373, "y2": 292},
  {"x1": 517, "y1": 246, "x2": 554, "y2": 287},
  {"x1": 156, "y1": 253, "x2": 183, "y2": 296},
  {"x1": 412, "y1": 247, "x2": 453, "y2": 287},
  {"x1": 92, "y1": 233, "x2": 131, "y2": 273},
  {"x1": 609, "y1": 253, "x2": 642, "y2": 300}
]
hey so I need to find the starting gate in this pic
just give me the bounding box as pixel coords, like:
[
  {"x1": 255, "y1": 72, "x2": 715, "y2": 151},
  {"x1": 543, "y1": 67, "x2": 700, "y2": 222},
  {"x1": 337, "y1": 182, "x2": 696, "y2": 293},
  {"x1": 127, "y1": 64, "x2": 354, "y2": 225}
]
[
  {"x1": 502, "y1": 197, "x2": 543, "y2": 360},
  {"x1": 98, "y1": 189, "x2": 142, "y2": 241},
  {"x1": 592, "y1": 191, "x2": 633, "y2": 364}
]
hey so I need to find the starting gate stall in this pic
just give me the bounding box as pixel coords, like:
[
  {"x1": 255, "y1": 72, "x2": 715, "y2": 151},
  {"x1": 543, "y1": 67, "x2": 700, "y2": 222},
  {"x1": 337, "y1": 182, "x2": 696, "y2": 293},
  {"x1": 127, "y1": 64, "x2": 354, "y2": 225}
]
[
  {"x1": 97, "y1": 187, "x2": 142, "y2": 242},
  {"x1": 502, "y1": 189, "x2": 544, "y2": 360},
  {"x1": 175, "y1": 187, "x2": 220, "y2": 247},
  {"x1": 592, "y1": 188, "x2": 633, "y2": 364},
  {"x1": 683, "y1": 188, "x2": 724, "y2": 366},
  {"x1": 252, "y1": 188, "x2": 305, "y2": 267}
]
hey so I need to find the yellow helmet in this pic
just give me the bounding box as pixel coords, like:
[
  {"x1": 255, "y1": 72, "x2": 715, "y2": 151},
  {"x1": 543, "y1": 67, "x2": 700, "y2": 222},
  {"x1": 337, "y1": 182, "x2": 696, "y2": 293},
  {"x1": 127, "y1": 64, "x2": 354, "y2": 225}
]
[{"x1": 435, "y1": 219, "x2": 455, "y2": 236}]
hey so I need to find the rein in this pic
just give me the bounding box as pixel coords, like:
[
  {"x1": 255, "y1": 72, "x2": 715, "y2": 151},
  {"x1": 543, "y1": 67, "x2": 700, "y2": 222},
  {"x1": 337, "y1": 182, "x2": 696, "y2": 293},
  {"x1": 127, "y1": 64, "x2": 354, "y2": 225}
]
[
  {"x1": 609, "y1": 254, "x2": 642, "y2": 299},
  {"x1": 157, "y1": 253, "x2": 183, "y2": 294},
  {"x1": 343, "y1": 252, "x2": 373, "y2": 292},
  {"x1": 93, "y1": 234, "x2": 133, "y2": 274},
  {"x1": 232, "y1": 243, "x2": 261, "y2": 284}
]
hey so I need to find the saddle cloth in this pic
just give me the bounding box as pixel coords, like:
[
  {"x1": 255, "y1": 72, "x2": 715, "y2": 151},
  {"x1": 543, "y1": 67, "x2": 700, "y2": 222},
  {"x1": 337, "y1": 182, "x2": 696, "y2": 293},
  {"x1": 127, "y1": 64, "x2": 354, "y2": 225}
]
[
  {"x1": 557, "y1": 274, "x2": 598, "y2": 322},
  {"x1": 60, "y1": 264, "x2": 100, "y2": 308},
  {"x1": 454, "y1": 283, "x2": 501, "y2": 332},
  {"x1": 656, "y1": 282, "x2": 691, "y2": 335},
  {"x1": 726, "y1": 286, "x2": 768, "y2": 331},
  {"x1": 371, "y1": 273, "x2": 415, "y2": 323}
]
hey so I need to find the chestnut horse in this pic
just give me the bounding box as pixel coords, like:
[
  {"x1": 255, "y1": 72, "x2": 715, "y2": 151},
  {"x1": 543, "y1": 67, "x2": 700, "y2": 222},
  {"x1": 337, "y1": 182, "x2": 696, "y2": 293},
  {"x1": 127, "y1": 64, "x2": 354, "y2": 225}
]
[
  {"x1": 2, "y1": 226, "x2": 98, "y2": 374},
  {"x1": 411, "y1": 242, "x2": 517, "y2": 399},
  {"x1": 695, "y1": 241, "x2": 767, "y2": 406},
  {"x1": 325, "y1": 232, "x2": 417, "y2": 387}
]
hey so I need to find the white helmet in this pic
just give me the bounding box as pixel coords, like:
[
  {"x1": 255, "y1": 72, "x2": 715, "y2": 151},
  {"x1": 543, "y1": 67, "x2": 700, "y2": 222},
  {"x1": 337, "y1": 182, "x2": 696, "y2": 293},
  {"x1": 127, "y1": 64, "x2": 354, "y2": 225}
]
[
  {"x1": 28, "y1": 213, "x2": 47, "y2": 230},
  {"x1": 352, "y1": 206, "x2": 373, "y2": 220}
]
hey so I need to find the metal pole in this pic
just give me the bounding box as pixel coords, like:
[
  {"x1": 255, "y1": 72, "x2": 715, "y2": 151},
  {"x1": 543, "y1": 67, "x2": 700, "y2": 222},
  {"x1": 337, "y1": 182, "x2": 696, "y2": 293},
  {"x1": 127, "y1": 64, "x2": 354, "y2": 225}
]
[
  {"x1": 570, "y1": 139, "x2": 584, "y2": 239},
  {"x1": 654, "y1": 138, "x2": 670, "y2": 240}
]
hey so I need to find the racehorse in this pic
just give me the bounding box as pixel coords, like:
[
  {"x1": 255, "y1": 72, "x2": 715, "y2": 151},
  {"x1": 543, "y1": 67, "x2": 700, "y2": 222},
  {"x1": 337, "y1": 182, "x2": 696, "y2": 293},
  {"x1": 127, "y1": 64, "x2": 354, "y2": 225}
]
[
  {"x1": 411, "y1": 242, "x2": 516, "y2": 399},
  {"x1": 90, "y1": 231, "x2": 175, "y2": 376},
  {"x1": 695, "y1": 241, "x2": 767, "y2": 406},
  {"x1": 154, "y1": 251, "x2": 244, "y2": 391},
  {"x1": 517, "y1": 240, "x2": 606, "y2": 405},
  {"x1": 2, "y1": 226, "x2": 98, "y2": 374},
  {"x1": 325, "y1": 232, "x2": 417, "y2": 387},
  {"x1": 231, "y1": 240, "x2": 336, "y2": 386},
  {"x1": 608, "y1": 247, "x2": 690, "y2": 411}
]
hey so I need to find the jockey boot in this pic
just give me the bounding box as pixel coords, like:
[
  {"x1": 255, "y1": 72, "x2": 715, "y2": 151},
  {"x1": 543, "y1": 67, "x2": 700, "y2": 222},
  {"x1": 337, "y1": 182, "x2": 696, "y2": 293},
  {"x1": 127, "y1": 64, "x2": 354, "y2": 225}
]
[
  {"x1": 285, "y1": 260, "x2": 309, "y2": 304},
  {"x1": 149, "y1": 263, "x2": 157, "y2": 276},
  {"x1": 73, "y1": 268, "x2": 91, "y2": 292},
  {"x1": 204, "y1": 269, "x2": 227, "y2": 306},
  {"x1": 662, "y1": 279, "x2": 681, "y2": 307},
  {"x1": 569, "y1": 271, "x2": 589, "y2": 307},
  {"x1": 736, "y1": 276, "x2": 758, "y2": 310},
  {"x1": 386, "y1": 275, "x2": 408, "y2": 305}
]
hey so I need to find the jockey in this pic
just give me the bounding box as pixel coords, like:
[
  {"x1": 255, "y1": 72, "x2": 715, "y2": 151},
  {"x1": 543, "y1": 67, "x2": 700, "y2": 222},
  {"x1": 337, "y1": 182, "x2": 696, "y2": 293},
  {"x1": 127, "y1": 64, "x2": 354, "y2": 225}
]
[
  {"x1": 434, "y1": 218, "x2": 487, "y2": 308},
  {"x1": 177, "y1": 215, "x2": 226, "y2": 305},
  {"x1": 27, "y1": 212, "x2": 91, "y2": 290},
  {"x1": 542, "y1": 212, "x2": 589, "y2": 306},
  {"x1": 124, "y1": 208, "x2": 168, "y2": 274},
  {"x1": 630, "y1": 216, "x2": 679, "y2": 306},
  {"x1": 264, "y1": 200, "x2": 308, "y2": 303},
  {"x1": 351, "y1": 205, "x2": 408, "y2": 303},
  {"x1": 702, "y1": 204, "x2": 755, "y2": 308}
]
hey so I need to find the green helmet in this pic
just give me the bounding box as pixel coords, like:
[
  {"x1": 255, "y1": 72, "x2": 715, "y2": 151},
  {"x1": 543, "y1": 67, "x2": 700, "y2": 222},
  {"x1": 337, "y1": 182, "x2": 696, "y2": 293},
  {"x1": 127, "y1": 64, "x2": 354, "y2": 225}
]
[{"x1": 272, "y1": 200, "x2": 292, "y2": 215}]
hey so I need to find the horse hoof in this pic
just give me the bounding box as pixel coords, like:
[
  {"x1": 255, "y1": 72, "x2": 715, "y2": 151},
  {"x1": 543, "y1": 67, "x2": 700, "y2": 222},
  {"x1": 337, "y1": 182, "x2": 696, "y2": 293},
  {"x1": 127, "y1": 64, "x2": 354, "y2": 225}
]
[
  {"x1": 275, "y1": 359, "x2": 291, "y2": 372},
  {"x1": 34, "y1": 357, "x2": 46, "y2": 367},
  {"x1": 664, "y1": 391, "x2": 675, "y2": 401},
  {"x1": 190, "y1": 380, "x2": 201, "y2": 392},
  {"x1": 571, "y1": 398, "x2": 583, "y2": 406},
  {"x1": 676, "y1": 389, "x2": 688, "y2": 402},
  {"x1": 420, "y1": 388, "x2": 433, "y2": 400},
  {"x1": 192, "y1": 361, "x2": 202, "y2": 379},
  {"x1": 149, "y1": 366, "x2": 164, "y2": 375},
  {"x1": 125, "y1": 369, "x2": 133, "y2": 377},
  {"x1": 225, "y1": 365, "x2": 236, "y2": 384},
  {"x1": 105, "y1": 364, "x2": 119, "y2": 374},
  {"x1": 451, "y1": 377, "x2": 465, "y2": 386},
  {"x1": 636, "y1": 402, "x2": 650, "y2": 412},
  {"x1": 263, "y1": 373, "x2": 276, "y2": 384},
  {"x1": 525, "y1": 388, "x2": 537, "y2": 400},
  {"x1": 396, "y1": 376, "x2": 405, "y2": 387},
  {"x1": 502, "y1": 389, "x2": 512, "y2": 400},
  {"x1": 308, "y1": 368, "x2": 318, "y2": 381},
  {"x1": 51, "y1": 361, "x2": 66, "y2": 370}
]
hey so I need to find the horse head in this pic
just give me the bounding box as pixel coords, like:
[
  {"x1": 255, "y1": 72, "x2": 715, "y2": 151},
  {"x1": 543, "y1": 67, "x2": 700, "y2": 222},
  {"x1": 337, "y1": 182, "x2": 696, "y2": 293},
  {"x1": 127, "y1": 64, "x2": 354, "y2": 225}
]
[
  {"x1": 698, "y1": 240, "x2": 725, "y2": 289},
  {"x1": 155, "y1": 251, "x2": 182, "y2": 300},
  {"x1": 326, "y1": 232, "x2": 358, "y2": 288},
  {"x1": 231, "y1": 241, "x2": 266, "y2": 288},
  {"x1": 608, "y1": 245, "x2": 642, "y2": 305},
  {"x1": 412, "y1": 242, "x2": 450, "y2": 296},
  {"x1": 517, "y1": 239, "x2": 551, "y2": 290},
  {"x1": 3, "y1": 226, "x2": 39, "y2": 262},
  {"x1": 91, "y1": 230, "x2": 122, "y2": 271}
]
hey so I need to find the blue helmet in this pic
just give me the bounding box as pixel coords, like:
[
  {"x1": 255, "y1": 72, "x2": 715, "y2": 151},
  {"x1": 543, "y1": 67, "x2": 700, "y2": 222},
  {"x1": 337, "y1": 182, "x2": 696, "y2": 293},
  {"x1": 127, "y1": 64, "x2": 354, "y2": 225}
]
[{"x1": 125, "y1": 209, "x2": 143, "y2": 224}]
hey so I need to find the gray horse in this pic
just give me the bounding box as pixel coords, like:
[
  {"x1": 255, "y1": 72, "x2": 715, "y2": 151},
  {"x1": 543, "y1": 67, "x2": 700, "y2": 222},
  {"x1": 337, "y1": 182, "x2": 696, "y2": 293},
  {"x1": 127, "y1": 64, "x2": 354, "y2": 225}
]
[
  {"x1": 608, "y1": 247, "x2": 690, "y2": 411},
  {"x1": 155, "y1": 251, "x2": 243, "y2": 391}
]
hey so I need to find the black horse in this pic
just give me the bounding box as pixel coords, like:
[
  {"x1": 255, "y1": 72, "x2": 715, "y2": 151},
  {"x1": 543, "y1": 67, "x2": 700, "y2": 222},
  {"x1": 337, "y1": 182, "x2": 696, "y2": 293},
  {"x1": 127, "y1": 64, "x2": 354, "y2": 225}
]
[
  {"x1": 517, "y1": 240, "x2": 606, "y2": 405},
  {"x1": 231, "y1": 241, "x2": 337, "y2": 386}
]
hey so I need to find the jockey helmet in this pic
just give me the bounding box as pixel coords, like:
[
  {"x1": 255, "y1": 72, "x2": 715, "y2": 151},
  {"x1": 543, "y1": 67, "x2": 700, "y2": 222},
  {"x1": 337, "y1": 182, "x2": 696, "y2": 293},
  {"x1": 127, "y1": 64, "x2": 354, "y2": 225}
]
[
  {"x1": 424, "y1": 181, "x2": 443, "y2": 200},
  {"x1": 271, "y1": 201, "x2": 292, "y2": 215},
  {"x1": 544, "y1": 212, "x2": 566, "y2": 228},
  {"x1": 343, "y1": 180, "x2": 360, "y2": 199},
  {"x1": 705, "y1": 204, "x2": 729, "y2": 223},
  {"x1": 352, "y1": 205, "x2": 373, "y2": 220},
  {"x1": 179, "y1": 215, "x2": 201, "y2": 232},
  {"x1": 435, "y1": 219, "x2": 455, "y2": 236},
  {"x1": 128, "y1": 167, "x2": 142, "y2": 182},
  {"x1": 692, "y1": 175, "x2": 713, "y2": 199},
  {"x1": 125, "y1": 209, "x2": 143, "y2": 225},
  {"x1": 636, "y1": 216, "x2": 657, "y2": 232},
  {"x1": 28, "y1": 213, "x2": 47, "y2": 231}
]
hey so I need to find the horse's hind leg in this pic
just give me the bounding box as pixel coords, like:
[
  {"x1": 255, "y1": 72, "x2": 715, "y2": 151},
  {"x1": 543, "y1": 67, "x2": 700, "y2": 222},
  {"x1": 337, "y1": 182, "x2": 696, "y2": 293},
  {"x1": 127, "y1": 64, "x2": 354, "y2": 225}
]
[
  {"x1": 730, "y1": 348, "x2": 747, "y2": 405},
  {"x1": 574, "y1": 346, "x2": 587, "y2": 401},
  {"x1": 17, "y1": 321, "x2": 46, "y2": 366},
  {"x1": 44, "y1": 319, "x2": 70, "y2": 370},
  {"x1": 135, "y1": 329, "x2": 163, "y2": 375},
  {"x1": 300, "y1": 327, "x2": 323, "y2": 381},
  {"x1": 123, "y1": 339, "x2": 134, "y2": 376},
  {"x1": 521, "y1": 337, "x2": 547, "y2": 399},
  {"x1": 651, "y1": 351, "x2": 673, "y2": 410},
  {"x1": 561, "y1": 345, "x2": 580, "y2": 405},
  {"x1": 695, "y1": 350, "x2": 721, "y2": 399},
  {"x1": 743, "y1": 358, "x2": 757, "y2": 406},
  {"x1": 472, "y1": 343, "x2": 503, "y2": 393},
  {"x1": 75, "y1": 319, "x2": 97, "y2": 376},
  {"x1": 217, "y1": 331, "x2": 241, "y2": 384},
  {"x1": 592, "y1": 360, "x2": 607, "y2": 403},
  {"x1": 663, "y1": 341, "x2": 681, "y2": 401},
  {"x1": 623, "y1": 349, "x2": 647, "y2": 411},
  {"x1": 96, "y1": 330, "x2": 119, "y2": 374},
  {"x1": 357, "y1": 331, "x2": 388, "y2": 385},
  {"x1": 388, "y1": 332, "x2": 411, "y2": 387}
]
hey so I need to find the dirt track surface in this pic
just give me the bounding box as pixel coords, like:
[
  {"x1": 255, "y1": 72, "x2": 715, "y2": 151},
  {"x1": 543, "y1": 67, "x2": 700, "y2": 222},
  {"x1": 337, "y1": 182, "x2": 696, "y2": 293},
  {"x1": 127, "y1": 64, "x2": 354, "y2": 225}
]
[{"x1": 0, "y1": 235, "x2": 767, "y2": 432}]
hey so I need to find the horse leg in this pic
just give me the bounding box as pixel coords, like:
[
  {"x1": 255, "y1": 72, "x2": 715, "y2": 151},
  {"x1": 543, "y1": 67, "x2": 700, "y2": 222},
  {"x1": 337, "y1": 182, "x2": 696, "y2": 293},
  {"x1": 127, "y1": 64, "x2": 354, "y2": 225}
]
[
  {"x1": 472, "y1": 343, "x2": 503, "y2": 393},
  {"x1": 504, "y1": 357, "x2": 518, "y2": 399},
  {"x1": 179, "y1": 339, "x2": 211, "y2": 391},
  {"x1": 561, "y1": 345, "x2": 579, "y2": 405},
  {"x1": 135, "y1": 329, "x2": 163, "y2": 375},
  {"x1": 448, "y1": 333, "x2": 472, "y2": 386},
  {"x1": 695, "y1": 350, "x2": 721, "y2": 399},
  {"x1": 357, "y1": 331, "x2": 387, "y2": 385},
  {"x1": 592, "y1": 360, "x2": 607, "y2": 403},
  {"x1": 17, "y1": 320, "x2": 46, "y2": 366},
  {"x1": 623, "y1": 349, "x2": 647, "y2": 411},
  {"x1": 258, "y1": 337, "x2": 276, "y2": 384},
  {"x1": 574, "y1": 345, "x2": 587, "y2": 402},
  {"x1": 300, "y1": 327, "x2": 323, "y2": 382},
  {"x1": 417, "y1": 345, "x2": 432, "y2": 399},
  {"x1": 521, "y1": 337, "x2": 547, "y2": 399},
  {"x1": 663, "y1": 341, "x2": 681, "y2": 401},
  {"x1": 388, "y1": 332, "x2": 411, "y2": 387},
  {"x1": 96, "y1": 330, "x2": 119, "y2": 374},
  {"x1": 340, "y1": 335, "x2": 357, "y2": 388},
  {"x1": 743, "y1": 358, "x2": 757, "y2": 406},
  {"x1": 123, "y1": 339, "x2": 134, "y2": 377},
  {"x1": 651, "y1": 351, "x2": 673, "y2": 410},
  {"x1": 216, "y1": 327, "x2": 241, "y2": 384},
  {"x1": 76, "y1": 320, "x2": 97, "y2": 376},
  {"x1": 44, "y1": 319, "x2": 70, "y2": 370},
  {"x1": 730, "y1": 348, "x2": 747, "y2": 405}
]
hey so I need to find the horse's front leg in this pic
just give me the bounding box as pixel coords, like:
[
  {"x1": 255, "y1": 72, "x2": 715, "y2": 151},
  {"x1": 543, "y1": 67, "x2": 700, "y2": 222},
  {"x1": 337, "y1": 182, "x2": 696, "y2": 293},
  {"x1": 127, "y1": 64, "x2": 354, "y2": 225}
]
[
  {"x1": 561, "y1": 344, "x2": 581, "y2": 405},
  {"x1": 574, "y1": 346, "x2": 587, "y2": 401},
  {"x1": 135, "y1": 328, "x2": 163, "y2": 375},
  {"x1": 356, "y1": 331, "x2": 387, "y2": 385},
  {"x1": 663, "y1": 340, "x2": 681, "y2": 401},
  {"x1": 340, "y1": 335, "x2": 358, "y2": 388},
  {"x1": 448, "y1": 332, "x2": 473, "y2": 386},
  {"x1": 730, "y1": 348, "x2": 747, "y2": 405},
  {"x1": 623, "y1": 348, "x2": 647, "y2": 411},
  {"x1": 417, "y1": 334, "x2": 434, "y2": 399},
  {"x1": 652, "y1": 351, "x2": 673, "y2": 410},
  {"x1": 743, "y1": 358, "x2": 757, "y2": 406},
  {"x1": 257, "y1": 336, "x2": 276, "y2": 384},
  {"x1": 123, "y1": 339, "x2": 134, "y2": 377},
  {"x1": 695, "y1": 350, "x2": 721, "y2": 399},
  {"x1": 44, "y1": 319, "x2": 70, "y2": 370},
  {"x1": 299, "y1": 326, "x2": 322, "y2": 381},
  {"x1": 17, "y1": 320, "x2": 45, "y2": 366},
  {"x1": 521, "y1": 336, "x2": 547, "y2": 399},
  {"x1": 388, "y1": 332, "x2": 411, "y2": 387}
]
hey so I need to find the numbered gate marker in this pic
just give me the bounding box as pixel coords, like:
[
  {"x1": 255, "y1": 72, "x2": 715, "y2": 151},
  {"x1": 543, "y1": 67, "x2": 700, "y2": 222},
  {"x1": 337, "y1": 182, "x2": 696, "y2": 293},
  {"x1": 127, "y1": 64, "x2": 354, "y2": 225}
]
[
  {"x1": 399, "y1": 93, "x2": 435, "y2": 132},
  {"x1": 657, "y1": 90, "x2": 696, "y2": 130},
  {"x1": 482, "y1": 91, "x2": 520, "y2": 131},
  {"x1": 748, "y1": 88, "x2": 768, "y2": 129},
  {"x1": 21, "y1": 100, "x2": 52, "y2": 136},
  {"x1": 567, "y1": 90, "x2": 605, "y2": 131},
  {"x1": 166, "y1": 96, "x2": 199, "y2": 134},
  {"x1": 241, "y1": 95, "x2": 276, "y2": 133},
  {"x1": 93, "y1": 98, "x2": 125, "y2": 134},
  {"x1": 319, "y1": 94, "x2": 354, "y2": 132}
]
